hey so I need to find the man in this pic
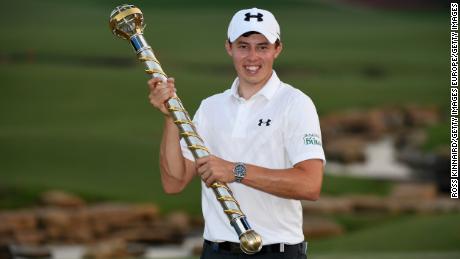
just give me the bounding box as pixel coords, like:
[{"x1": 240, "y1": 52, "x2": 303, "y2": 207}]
[{"x1": 148, "y1": 7, "x2": 325, "y2": 259}]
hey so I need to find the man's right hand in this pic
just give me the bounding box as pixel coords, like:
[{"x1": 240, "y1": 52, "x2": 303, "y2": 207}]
[{"x1": 148, "y1": 77, "x2": 176, "y2": 116}]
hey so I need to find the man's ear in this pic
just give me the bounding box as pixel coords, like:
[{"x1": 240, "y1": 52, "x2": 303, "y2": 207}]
[
  {"x1": 274, "y1": 42, "x2": 283, "y2": 59},
  {"x1": 225, "y1": 40, "x2": 233, "y2": 57}
]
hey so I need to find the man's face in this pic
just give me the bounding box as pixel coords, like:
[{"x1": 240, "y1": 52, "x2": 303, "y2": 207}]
[{"x1": 225, "y1": 33, "x2": 282, "y2": 88}]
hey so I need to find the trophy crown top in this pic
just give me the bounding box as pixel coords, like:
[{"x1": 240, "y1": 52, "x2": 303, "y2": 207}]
[{"x1": 109, "y1": 4, "x2": 145, "y2": 40}]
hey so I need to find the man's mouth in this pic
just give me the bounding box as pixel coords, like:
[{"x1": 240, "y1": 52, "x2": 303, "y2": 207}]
[{"x1": 244, "y1": 65, "x2": 261, "y2": 75}]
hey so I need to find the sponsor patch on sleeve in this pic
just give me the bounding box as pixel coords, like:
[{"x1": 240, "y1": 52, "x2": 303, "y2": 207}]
[{"x1": 303, "y1": 133, "x2": 322, "y2": 146}]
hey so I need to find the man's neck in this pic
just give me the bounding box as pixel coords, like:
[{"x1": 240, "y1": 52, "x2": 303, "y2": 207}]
[{"x1": 237, "y1": 71, "x2": 273, "y2": 100}]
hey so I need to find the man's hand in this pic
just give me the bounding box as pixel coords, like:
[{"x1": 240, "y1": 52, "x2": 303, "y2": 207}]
[
  {"x1": 196, "y1": 155, "x2": 235, "y2": 187},
  {"x1": 147, "y1": 77, "x2": 176, "y2": 116}
]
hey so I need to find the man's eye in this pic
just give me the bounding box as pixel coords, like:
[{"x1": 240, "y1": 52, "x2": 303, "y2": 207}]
[{"x1": 238, "y1": 45, "x2": 247, "y2": 49}]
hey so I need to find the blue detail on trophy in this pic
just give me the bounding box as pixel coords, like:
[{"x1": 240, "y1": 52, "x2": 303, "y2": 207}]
[{"x1": 130, "y1": 37, "x2": 142, "y2": 52}]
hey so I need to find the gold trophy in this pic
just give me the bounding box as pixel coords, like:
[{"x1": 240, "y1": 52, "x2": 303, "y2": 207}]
[{"x1": 109, "y1": 5, "x2": 262, "y2": 254}]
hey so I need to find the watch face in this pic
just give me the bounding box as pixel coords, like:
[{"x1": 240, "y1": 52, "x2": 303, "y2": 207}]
[{"x1": 235, "y1": 164, "x2": 246, "y2": 177}]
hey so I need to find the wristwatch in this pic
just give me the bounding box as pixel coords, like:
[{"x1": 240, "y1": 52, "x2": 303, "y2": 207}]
[{"x1": 233, "y1": 162, "x2": 247, "y2": 183}]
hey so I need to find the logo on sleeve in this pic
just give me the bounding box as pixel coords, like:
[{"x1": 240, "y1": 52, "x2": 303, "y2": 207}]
[{"x1": 303, "y1": 133, "x2": 322, "y2": 146}]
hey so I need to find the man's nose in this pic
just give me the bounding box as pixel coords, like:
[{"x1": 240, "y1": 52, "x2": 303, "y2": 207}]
[{"x1": 247, "y1": 47, "x2": 258, "y2": 61}]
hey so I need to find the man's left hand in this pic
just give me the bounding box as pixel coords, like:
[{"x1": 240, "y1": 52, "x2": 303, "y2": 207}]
[{"x1": 196, "y1": 156, "x2": 235, "y2": 187}]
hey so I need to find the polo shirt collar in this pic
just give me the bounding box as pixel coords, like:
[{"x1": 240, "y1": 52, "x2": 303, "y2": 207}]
[{"x1": 230, "y1": 70, "x2": 281, "y2": 101}]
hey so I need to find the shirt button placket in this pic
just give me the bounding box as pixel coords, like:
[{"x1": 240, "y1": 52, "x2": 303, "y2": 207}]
[{"x1": 232, "y1": 99, "x2": 248, "y2": 138}]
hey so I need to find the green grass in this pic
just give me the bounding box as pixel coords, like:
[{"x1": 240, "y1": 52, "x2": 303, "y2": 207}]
[
  {"x1": 0, "y1": 0, "x2": 448, "y2": 214},
  {"x1": 322, "y1": 175, "x2": 393, "y2": 197},
  {"x1": 424, "y1": 122, "x2": 450, "y2": 151},
  {"x1": 327, "y1": 213, "x2": 410, "y2": 233},
  {"x1": 312, "y1": 213, "x2": 460, "y2": 252}
]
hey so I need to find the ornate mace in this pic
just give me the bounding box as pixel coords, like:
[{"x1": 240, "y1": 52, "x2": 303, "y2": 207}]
[{"x1": 108, "y1": 5, "x2": 262, "y2": 254}]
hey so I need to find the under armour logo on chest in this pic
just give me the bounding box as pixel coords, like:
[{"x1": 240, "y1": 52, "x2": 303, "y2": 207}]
[
  {"x1": 258, "y1": 119, "x2": 271, "y2": 126},
  {"x1": 244, "y1": 12, "x2": 264, "y2": 22}
]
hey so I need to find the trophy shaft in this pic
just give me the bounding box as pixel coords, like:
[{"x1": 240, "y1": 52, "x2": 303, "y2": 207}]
[
  {"x1": 109, "y1": 5, "x2": 262, "y2": 254},
  {"x1": 130, "y1": 34, "x2": 167, "y2": 81}
]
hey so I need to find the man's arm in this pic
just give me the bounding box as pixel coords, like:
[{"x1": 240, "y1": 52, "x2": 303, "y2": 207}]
[
  {"x1": 159, "y1": 116, "x2": 196, "y2": 194},
  {"x1": 242, "y1": 160, "x2": 323, "y2": 200},
  {"x1": 148, "y1": 77, "x2": 196, "y2": 194},
  {"x1": 196, "y1": 156, "x2": 323, "y2": 201}
]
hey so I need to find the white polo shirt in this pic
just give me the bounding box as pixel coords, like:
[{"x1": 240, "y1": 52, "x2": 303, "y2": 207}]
[{"x1": 180, "y1": 71, "x2": 325, "y2": 245}]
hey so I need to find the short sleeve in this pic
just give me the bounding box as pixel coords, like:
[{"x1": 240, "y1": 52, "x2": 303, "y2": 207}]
[
  {"x1": 283, "y1": 93, "x2": 326, "y2": 166},
  {"x1": 180, "y1": 101, "x2": 205, "y2": 162}
]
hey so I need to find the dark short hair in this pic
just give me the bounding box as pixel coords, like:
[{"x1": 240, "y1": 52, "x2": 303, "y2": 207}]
[{"x1": 228, "y1": 31, "x2": 281, "y2": 47}]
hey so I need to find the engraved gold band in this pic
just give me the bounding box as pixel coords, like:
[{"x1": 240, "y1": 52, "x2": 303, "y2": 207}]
[
  {"x1": 211, "y1": 182, "x2": 231, "y2": 191},
  {"x1": 168, "y1": 106, "x2": 186, "y2": 113},
  {"x1": 138, "y1": 55, "x2": 160, "y2": 63},
  {"x1": 218, "y1": 196, "x2": 239, "y2": 204},
  {"x1": 145, "y1": 68, "x2": 167, "y2": 77},
  {"x1": 188, "y1": 144, "x2": 209, "y2": 153},
  {"x1": 174, "y1": 119, "x2": 193, "y2": 125},
  {"x1": 112, "y1": 7, "x2": 142, "y2": 23},
  {"x1": 224, "y1": 209, "x2": 244, "y2": 216},
  {"x1": 180, "y1": 132, "x2": 204, "y2": 142}
]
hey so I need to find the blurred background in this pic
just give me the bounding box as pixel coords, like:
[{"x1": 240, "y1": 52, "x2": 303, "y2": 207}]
[{"x1": 0, "y1": 0, "x2": 458, "y2": 258}]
